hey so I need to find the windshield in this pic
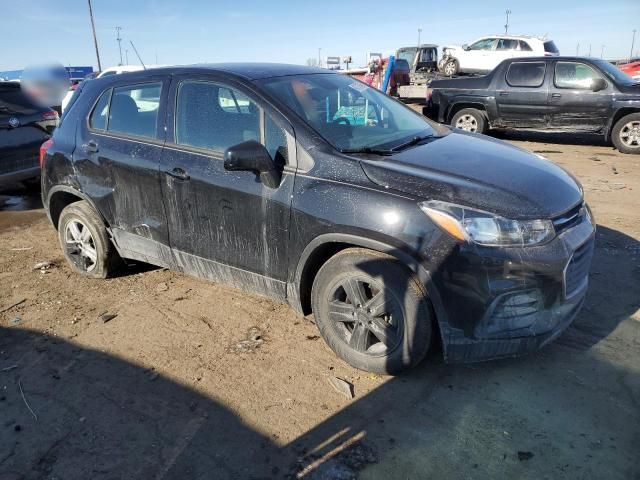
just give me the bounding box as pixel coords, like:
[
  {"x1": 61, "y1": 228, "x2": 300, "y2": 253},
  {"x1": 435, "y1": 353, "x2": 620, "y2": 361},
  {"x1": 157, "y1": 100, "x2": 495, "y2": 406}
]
[
  {"x1": 259, "y1": 73, "x2": 437, "y2": 151},
  {"x1": 592, "y1": 59, "x2": 636, "y2": 85}
]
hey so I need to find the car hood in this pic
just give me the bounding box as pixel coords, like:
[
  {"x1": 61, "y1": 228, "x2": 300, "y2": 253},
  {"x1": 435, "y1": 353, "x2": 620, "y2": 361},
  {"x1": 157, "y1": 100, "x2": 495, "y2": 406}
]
[{"x1": 359, "y1": 130, "x2": 583, "y2": 220}]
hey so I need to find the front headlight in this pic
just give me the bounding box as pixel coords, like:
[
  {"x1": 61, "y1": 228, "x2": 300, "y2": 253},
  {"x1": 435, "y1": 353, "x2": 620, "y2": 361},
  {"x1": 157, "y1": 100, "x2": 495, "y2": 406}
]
[{"x1": 419, "y1": 201, "x2": 555, "y2": 247}]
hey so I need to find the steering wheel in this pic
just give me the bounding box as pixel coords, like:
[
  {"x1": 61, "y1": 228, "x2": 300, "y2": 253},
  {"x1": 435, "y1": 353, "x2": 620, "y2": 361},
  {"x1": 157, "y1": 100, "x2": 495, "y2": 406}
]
[{"x1": 332, "y1": 116, "x2": 351, "y2": 125}]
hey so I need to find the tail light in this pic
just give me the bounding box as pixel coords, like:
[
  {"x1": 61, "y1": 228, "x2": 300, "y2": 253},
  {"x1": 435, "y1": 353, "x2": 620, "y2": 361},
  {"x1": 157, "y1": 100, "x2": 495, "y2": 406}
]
[
  {"x1": 42, "y1": 111, "x2": 59, "y2": 121},
  {"x1": 40, "y1": 138, "x2": 54, "y2": 168}
]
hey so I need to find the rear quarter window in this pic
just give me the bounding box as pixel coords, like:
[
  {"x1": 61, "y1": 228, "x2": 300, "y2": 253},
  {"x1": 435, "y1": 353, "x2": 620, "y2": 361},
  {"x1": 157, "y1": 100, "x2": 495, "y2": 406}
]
[
  {"x1": 506, "y1": 62, "x2": 546, "y2": 87},
  {"x1": 544, "y1": 40, "x2": 559, "y2": 54}
]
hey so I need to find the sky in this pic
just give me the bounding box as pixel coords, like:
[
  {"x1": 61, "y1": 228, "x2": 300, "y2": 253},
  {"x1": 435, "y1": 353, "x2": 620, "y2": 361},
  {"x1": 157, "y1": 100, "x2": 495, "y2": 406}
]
[{"x1": 2, "y1": 0, "x2": 639, "y2": 71}]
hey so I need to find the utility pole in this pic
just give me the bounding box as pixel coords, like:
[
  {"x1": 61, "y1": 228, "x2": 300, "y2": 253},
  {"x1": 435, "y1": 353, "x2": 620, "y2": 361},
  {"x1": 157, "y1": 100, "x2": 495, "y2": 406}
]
[
  {"x1": 576, "y1": 43, "x2": 580, "y2": 56},
  {"x1": 318, "y1": 48, "x2": 322, "y2": 68},
  {"x1": 417, "y1": 28, "x2": 422, "y2": 47},
  {"x1": 588, "y1": 44, "x2": 592, "y2": 57},
  {"x1": 115, "y1": 26, "x2": 123, "y2": 66},
  {"x1": 155, "y1": 51, "x2": 158, "y2": 64},
  {"x1": 125, "y1": 49, "x2": 129, "y2": 65},
  {"x1": 601, "y1": 45, "x2": 605, "y2": 59},
  {"x1": 87, "y1": 0, "x2": 102, "y2": 71},
  {"x1": 504, "y1": 9, "x2": 511, "y2": 34},
  {"x1": 631, "y1": 29, "x2": 637, "y2": 61}
]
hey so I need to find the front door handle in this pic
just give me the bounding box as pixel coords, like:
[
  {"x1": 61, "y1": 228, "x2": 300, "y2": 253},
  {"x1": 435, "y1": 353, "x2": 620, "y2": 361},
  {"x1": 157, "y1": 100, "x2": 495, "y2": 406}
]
[
  {"x1": 551, "y1": 93, "x2": 562, "y2": 99},
  {"x1": 165, "y1": 167, "x2": 190, "y2": 181},
  {"x1": 82, "y1": 140, "x2": 98, "y2": 153},
  {"x1": 499, "y1": 91, "x2": 509, "y2": 96}
]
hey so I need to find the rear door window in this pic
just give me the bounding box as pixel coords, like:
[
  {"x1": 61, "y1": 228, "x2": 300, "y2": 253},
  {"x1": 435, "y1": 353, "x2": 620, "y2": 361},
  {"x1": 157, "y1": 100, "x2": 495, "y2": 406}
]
[
  {"x1": 497, "y1": 39, "x2": 519, "y2": 50},
  {"x1": 554, "y1": 62, "x2": 602, "y2": 89},
  {"x1": 518, "y1": 40, "x2": 533, "y2": 51},
  {"x1": 107, "y1": 83, "x2": 161, "y2": 138},
  {"x1": 506, "y1": 62, "x2": 547, "y2": 87}
]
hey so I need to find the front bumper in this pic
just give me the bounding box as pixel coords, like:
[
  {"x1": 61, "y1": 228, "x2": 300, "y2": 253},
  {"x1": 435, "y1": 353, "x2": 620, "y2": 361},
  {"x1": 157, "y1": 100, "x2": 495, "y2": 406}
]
[{"x1": 431, "y1": 211, "x2": 595, "y2": 363}]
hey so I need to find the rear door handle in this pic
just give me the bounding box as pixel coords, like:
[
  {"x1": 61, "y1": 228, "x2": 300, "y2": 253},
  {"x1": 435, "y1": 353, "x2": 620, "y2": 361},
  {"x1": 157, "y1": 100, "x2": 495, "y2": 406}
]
[
  {"x1": 165, "y1": 167, "x2": 190, "y2": 181},
  {"x1": 82, "y1": 140, "x2": 98, "y2": 153},
  {"x1": 499, "y1": 91, "x2": 509, "y2": 96},
  {"x1": 551, "y1": 93, "x2": 562, "y2": 98}
]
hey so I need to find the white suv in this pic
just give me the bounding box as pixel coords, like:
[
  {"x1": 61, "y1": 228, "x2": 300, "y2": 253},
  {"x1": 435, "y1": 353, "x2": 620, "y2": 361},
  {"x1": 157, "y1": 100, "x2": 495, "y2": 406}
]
[{"x1": 439, "y1": 35, "x2": 559, "y2": 76}]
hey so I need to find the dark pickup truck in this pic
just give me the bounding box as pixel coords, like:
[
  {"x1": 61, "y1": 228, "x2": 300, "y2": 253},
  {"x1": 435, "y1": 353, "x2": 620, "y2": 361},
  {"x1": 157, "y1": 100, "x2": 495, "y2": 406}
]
[{"x1": 428, "y1": 56, "x2": 640, "y2": 154}]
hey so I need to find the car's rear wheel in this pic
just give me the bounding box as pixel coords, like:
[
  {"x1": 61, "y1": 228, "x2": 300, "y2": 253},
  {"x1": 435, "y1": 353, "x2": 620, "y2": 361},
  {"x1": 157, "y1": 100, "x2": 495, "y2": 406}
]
[
  {"x1": 451, "y1": 108, "x2": 487, "y2": 134},
  {"x1": 612, "y1": 113, "x2": 640, "y2": 154},
  {"x1": 57, "y1": 201, "x2": 121, "y2": 279},
  {"x1": 442, "y1": 58, "x2": 459, "y2": 76},
  {"x1": 311, "y1": 248, "x2": 432, "y2": 374}
]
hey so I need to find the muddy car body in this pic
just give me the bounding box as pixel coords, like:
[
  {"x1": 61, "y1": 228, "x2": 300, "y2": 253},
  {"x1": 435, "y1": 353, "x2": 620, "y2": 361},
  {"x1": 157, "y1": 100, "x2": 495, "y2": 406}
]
[{"x1": 42, "y1": 64, "x2": 595, "y2": 372}]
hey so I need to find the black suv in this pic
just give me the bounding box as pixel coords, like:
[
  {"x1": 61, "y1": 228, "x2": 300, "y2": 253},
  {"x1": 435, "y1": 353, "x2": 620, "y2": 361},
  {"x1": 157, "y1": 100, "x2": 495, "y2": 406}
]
[
  {"x1": 42, "y1": 64, "x2": 595, "y2": 373},
  {"x1": 428, "y1": 56, "x2": 640, "y2": 154},
  {"x1": 1, "y1": 81, "x2": 59, "y2": 188}
]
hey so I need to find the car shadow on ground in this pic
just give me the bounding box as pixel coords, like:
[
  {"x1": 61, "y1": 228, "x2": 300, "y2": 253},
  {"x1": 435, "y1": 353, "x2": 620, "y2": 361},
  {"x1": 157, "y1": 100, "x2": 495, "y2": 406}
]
[{"x1": 1, "y1": 227, "x2": 638, "y2": 479}]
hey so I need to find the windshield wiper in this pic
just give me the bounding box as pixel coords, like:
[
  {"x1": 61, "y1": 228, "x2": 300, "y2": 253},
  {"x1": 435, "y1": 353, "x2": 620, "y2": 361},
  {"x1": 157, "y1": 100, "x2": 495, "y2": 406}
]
[
  {"x1": 391, "y1": 134, "x2": 433, "y2": 152},
  {"x1": 340, "y1": 146, "x2": 394, "y2": 156}
]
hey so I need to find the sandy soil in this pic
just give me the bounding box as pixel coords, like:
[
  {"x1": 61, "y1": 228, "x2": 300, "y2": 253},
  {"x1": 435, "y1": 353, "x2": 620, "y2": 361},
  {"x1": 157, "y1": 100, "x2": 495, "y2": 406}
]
[{"x1": 0, "y1": 133, "x2": 639, "y2": 479}]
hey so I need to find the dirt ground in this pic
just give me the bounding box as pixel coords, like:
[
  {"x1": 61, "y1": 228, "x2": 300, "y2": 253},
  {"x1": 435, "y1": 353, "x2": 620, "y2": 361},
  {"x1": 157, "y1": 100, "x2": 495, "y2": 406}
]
[{"x1": 1, "y1": 133, "x2": 639, "y2": 480}]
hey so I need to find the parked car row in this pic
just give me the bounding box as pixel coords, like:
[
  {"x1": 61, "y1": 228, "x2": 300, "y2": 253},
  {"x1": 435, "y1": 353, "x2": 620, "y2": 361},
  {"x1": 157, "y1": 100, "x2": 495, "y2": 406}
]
[
  {"x1": 0, "y1": 80, "x2": 59, "y2": 187},
  {"x1": 427, "y1": 56, "x2": 640, "y2": 154}
]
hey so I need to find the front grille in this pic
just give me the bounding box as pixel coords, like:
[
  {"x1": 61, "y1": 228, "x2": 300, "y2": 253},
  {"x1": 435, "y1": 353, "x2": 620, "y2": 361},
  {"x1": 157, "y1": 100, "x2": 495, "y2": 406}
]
[
  {"x1": 564, "y1": 238, "x2": 595, "y2": 298},
  {"x1": 553, "y1": 203, "x2": 584, "y2": 234}
]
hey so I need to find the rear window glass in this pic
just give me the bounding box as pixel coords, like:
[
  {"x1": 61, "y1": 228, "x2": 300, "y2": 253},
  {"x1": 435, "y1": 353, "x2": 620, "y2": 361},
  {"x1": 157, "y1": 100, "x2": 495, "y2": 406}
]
[
  {"x1": 506, "y1": 62, "x2": 546, "y2": 87},
  {"x1": 107, "y1": 83, "x2": 161, "y2": 138},
  {"x1": 544, "y1": 41, "x2": 559, "y2": 54},
  {"x1": 89, "y1": 89, "x2": 110, "y2": 130},
  {"x1": 0, "y1": 86, "x2": 37, "y2": 114}
]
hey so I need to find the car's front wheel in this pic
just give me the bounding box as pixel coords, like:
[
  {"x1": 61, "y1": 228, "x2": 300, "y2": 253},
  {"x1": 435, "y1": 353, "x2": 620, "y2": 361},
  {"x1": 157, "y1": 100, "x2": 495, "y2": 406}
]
[
  {"x1": 57, "y1": 201, "x2": 121, "y2": 279},
  {"x1": 311, "y1": 248, "x2": 433, "y2": 374},
  {"x1": 611, "y1": 113, "x2": 640, "y2": 154},
  {"x1": 451, "y1": 108, "x2": 487, "y2": 134}
]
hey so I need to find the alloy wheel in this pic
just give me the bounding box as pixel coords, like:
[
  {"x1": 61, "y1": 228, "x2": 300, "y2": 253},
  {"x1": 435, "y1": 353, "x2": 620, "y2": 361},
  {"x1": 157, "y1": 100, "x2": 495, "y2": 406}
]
[
  {"x1": 619, "y1": 120, "x2": 640, "y2": 149},
  {"x1": 326, "y1": 277, "x2": 404, "y2": 356},
  {"x1": 444, "y1": 61, "x2": 456, "y2": 76},
  {"x1": 455, "y1": 114, "x2": 478, "y2": 132},
  {"x1": 64, "y1": 219, "x2": 98, "y2": 272}
]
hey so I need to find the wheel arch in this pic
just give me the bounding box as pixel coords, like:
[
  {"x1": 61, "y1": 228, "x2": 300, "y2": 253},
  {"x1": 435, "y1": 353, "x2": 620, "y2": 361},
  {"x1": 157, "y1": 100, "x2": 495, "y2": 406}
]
[
  {"x1": 289, "y1": 233, "x2": 448, "y2": 346},
  {"x1": 46, "y1": 186, "x2": 107, "y2": 230},
  {"x1": 446, "y1": 102, "x2": 488, "y2": 124},
  {"x1": 607, "y1": 107, "x2": 640, "y2": 142}
]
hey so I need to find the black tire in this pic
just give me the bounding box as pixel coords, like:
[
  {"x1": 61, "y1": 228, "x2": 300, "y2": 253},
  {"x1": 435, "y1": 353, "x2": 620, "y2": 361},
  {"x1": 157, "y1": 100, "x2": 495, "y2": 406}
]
[
  {"x1": 442, "y1": 58, "x2": 459, "y2": 76},
  {"x1": 57, "y1": 201, "x2": 121, "y2": 279},
  {"x1": 311, "y1": 248, "x2": 433, "y2": 374},
  {"x1": 611, "y1": 113, "x2": 640, "y2": 154},
  {"x1": 451, "y1": 108, "x2": 487, "y2": 134}
]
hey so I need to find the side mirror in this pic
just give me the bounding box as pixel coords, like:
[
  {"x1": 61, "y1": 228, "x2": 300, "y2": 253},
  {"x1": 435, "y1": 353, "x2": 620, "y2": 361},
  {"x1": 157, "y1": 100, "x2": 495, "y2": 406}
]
[
  {"x1": 224, "y1": 140, "x2": 281, "y2": 188},
  {"x1": 592, "y1": 78, "x2": 607, "y2": 92},
  {"x1": 462, "y1": 44, "x2": 469, "y2": 51}
]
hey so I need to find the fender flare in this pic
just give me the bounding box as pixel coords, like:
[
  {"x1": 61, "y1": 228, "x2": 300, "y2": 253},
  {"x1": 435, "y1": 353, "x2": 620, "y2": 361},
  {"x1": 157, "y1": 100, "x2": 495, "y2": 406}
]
[
  {"x1": 45, "y1": 185, "x2": 107, "y2": 229},
  {"x1": 289, "y1": 233, "x2": 450, "y2": 345}
]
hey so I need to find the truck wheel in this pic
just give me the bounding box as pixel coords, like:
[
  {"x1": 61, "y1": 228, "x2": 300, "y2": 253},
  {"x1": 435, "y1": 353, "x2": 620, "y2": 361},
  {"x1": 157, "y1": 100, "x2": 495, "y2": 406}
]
[
  {"x1": 451, "y1": 108, "x2": 487, "y2": 134},
  {"x1": 57, "y1": 201, "x2": 122, "y2": 279},
  {"x1": 611, "y1": 113, "x2": 640, "y2": 154},
  {"x1": 442, "y1": 58, "x2": 459, "y2": 76},
  {"x1": 311, "y1": 248, "x2": 433, "y2": 374}
]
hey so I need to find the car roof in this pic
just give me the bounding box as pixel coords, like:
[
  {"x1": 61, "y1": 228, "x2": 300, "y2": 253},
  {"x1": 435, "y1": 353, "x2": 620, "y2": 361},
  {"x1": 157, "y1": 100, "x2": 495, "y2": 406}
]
[
  {"x1": 507, "y1": 56, "x2": 600, "y2": 62},
  {"x1": 480, "y1": 34, "x2": 548, "y2": 41},
  {"x1": 97, "y1": 63, "x2": 334, "y2": 82}
]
